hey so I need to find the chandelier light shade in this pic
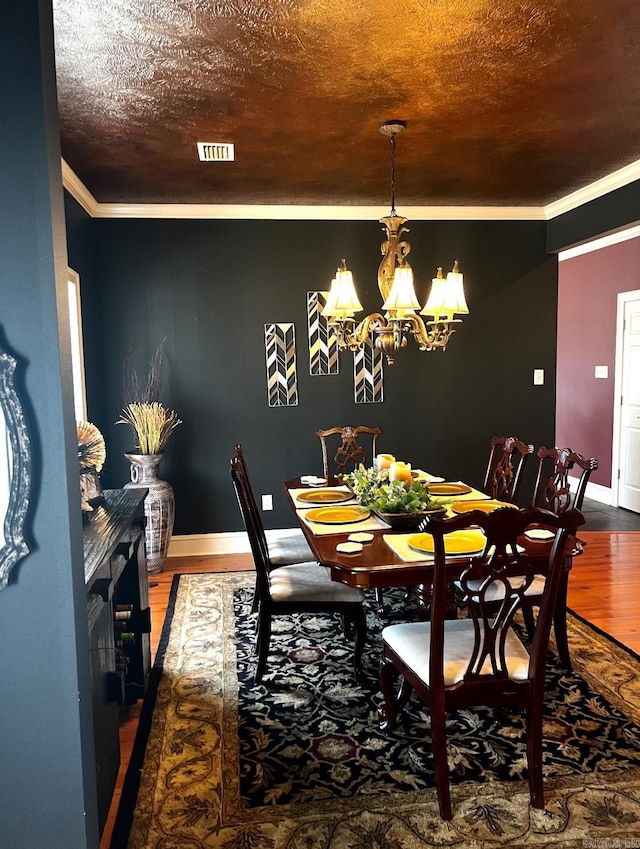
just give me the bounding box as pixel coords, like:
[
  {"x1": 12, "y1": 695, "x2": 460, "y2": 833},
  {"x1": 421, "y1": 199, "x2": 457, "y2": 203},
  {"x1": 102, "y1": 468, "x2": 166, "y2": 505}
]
[
  {"x1": 322, "y1": 120, "x2": 469, "y2": 365},
  {"x1": 422, "y1": 262, "x2": 469, "y2": 321},
  {"x1": 322, "y1": 261, "x2": 363, "y2": 319}
]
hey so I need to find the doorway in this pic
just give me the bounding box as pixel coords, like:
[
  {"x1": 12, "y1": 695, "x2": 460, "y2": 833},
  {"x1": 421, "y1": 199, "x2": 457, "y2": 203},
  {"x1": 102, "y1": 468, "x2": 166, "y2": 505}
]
[{"x1": 613, "y1": 290, "x2": 640, "y2": 512}]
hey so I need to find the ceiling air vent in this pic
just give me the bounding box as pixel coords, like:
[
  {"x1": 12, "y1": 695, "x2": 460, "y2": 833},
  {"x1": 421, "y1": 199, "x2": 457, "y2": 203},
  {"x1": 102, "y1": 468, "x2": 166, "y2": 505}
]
[{"x1": 197, "y1": 142, "x2": 235, "y2": 162}]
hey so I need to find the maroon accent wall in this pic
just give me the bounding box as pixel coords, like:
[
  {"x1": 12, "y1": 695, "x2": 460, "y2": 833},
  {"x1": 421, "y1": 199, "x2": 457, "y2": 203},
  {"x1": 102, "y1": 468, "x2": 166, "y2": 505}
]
[{"x1": 557, "y1": 235, "x2": 640, "y2": 488}]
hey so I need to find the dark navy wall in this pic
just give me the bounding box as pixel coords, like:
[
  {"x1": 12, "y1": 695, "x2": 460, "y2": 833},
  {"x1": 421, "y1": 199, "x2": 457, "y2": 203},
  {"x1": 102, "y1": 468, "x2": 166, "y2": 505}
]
[
  {"x1": 547, "y1": 179, "x2": 640, "y2": 252},
  {"x1": 67, "y1": 216, "x2": 557, "y2": 534},
  {"x1": 0, "y1": 2, "x2": 98, "y2": 848}
]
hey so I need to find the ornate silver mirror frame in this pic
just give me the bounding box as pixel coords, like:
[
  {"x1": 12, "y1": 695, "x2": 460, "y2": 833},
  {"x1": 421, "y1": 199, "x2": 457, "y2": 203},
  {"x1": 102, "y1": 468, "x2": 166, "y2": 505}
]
[{"x1": 0, "y1": 343, "x2": 32, "y2": 590}]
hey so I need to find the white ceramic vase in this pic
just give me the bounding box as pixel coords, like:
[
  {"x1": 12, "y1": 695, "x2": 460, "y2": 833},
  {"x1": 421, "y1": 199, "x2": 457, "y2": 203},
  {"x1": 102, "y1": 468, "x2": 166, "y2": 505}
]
[{"x1": 124, "y1": 452, "x2": 175, "y2": 574}]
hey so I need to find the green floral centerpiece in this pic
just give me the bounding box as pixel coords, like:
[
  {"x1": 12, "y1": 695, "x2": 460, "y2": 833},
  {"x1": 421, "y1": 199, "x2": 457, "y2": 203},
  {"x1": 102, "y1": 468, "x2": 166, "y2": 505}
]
[{"x1": 343, "y1": 464, "x2": 446, "y2": 529}]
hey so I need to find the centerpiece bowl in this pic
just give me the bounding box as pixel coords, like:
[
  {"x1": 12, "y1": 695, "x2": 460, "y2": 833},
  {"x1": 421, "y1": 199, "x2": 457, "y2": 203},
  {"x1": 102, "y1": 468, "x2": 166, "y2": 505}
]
[{"x1": 373, "y1": 506, "x2": 447, "y2": 530}]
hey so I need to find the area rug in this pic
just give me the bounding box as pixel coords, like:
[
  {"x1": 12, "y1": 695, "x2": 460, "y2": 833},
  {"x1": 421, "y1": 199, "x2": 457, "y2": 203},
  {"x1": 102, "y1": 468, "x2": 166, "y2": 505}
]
[{"x1": 114, "y1": 572, "x2": 640, "y2": 849}]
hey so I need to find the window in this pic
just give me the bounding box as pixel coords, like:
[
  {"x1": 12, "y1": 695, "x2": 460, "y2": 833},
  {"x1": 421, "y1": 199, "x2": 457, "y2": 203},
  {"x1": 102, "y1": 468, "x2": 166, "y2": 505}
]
[{"x1": 67, "y1": 268, "x2": 87, "y2": 423}]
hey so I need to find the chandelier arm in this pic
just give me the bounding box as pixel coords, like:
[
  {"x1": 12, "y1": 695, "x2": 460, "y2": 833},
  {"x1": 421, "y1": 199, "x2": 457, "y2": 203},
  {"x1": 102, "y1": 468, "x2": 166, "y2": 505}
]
[
  {"x1": 349, "y1": 313, "x2": 386, "y2": 348},
  {"x1": 403, "y1": 314, "x2": 462, "y2": 352}
]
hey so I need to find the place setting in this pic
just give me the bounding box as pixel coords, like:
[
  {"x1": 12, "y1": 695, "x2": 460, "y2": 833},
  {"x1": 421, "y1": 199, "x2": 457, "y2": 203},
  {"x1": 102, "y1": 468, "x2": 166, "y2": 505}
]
[
  {"x1": 297, "y1": 503, "x2": 390, "y2": 535},
  {"x1": 383, "y1": 527, "x2": 488, "y2": 562},
  {"x1": 290, "y1": 485, "x2": 357, "y2": 508}
]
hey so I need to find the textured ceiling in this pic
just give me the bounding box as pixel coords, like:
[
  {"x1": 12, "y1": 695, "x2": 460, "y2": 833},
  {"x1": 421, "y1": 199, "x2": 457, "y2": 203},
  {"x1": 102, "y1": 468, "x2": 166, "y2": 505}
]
[{"x1": 51, "y1": 0, "x2": 640, "y2": 207}]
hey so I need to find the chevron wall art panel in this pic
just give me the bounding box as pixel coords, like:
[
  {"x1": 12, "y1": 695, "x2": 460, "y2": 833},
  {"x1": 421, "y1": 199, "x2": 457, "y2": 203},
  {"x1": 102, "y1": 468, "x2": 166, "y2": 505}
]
[
  {"x1": 307, "y1": 291, "x2": 339, "y2": 375},
  {"x1": 353, "y1": 338, "x2": 384, "y2": 404},
  {"x1": 264, "y1": 322, "x2": 298, "y2": 407}
]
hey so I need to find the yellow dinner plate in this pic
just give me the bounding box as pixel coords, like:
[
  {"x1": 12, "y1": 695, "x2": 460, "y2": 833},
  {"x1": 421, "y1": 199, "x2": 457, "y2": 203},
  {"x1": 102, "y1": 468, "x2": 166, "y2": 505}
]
[
  {"x1": 428, "y1": 482, "x2": 473, "y2": 496},
  {"x1": 297, "y1": 488, "x2": 353, "y2": 504},
  {"x1": 408, "y1": 529, "x2": 486, "y2": 555},
  {"x1": 451, "y1": 500, "x2": 517, "y2": 515},
  {"x1": 305, "y1": 506, "x2": 371, "y2": 524}
]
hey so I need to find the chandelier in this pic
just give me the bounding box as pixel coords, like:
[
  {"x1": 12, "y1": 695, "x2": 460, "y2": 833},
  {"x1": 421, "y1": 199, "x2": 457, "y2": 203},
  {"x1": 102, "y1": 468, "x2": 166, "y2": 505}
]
[{"x1": 322, "y1": 120, "x2": 469, "y2": 365}]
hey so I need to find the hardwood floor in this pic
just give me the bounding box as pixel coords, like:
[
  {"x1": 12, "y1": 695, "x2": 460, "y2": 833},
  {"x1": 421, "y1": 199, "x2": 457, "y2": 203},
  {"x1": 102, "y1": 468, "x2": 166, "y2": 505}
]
[{"x1": 99, "y1": 533, "x2": 640, "y2": 849}]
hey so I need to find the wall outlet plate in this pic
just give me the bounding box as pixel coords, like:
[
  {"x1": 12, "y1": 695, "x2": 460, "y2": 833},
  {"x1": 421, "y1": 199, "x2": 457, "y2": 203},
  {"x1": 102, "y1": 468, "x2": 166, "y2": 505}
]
[
  {"x1": 261, "y1": 494, "x2": 273, "y2": 511},
  {"x1": 594, "y1": 365, "x2": 609, "y2": 378},
  {"x1": 533, "y1": 368, "x2": 544, "y2": 385}
]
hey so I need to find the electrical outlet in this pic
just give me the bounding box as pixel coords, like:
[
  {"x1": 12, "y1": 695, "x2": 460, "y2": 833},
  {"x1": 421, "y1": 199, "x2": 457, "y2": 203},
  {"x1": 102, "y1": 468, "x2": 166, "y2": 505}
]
[
  {"x1": 261, "y1": 494, "x2": 273, "y2": 511},
  {"x1": 533, "y1": 369, "x2": 544, "y2": 386}
]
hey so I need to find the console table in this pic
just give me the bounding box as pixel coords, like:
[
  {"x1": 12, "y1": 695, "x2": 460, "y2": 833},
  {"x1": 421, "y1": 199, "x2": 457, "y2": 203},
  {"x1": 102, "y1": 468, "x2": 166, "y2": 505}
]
[{"x1": 85, "y1": 488, "x2": 151, "y2": 835}]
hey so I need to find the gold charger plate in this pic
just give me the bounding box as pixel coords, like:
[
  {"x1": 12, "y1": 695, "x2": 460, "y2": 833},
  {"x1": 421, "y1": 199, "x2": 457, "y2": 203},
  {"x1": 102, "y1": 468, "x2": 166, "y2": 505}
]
[
  {"x1": 451, "y1": 499, "x2": 516, "y2": 515},
  {"x1": 297, "y1": 488, "x2": 352, "y2": 504},
  {"x1": 305, "y1": 506, "x2": 371, "y2": 524},
  {"x1": 408, "y1": 529, "x2": 486, "y2": 555},
  {"x1": 428, "y1": 482, "x2": 473, "y2": 496}
]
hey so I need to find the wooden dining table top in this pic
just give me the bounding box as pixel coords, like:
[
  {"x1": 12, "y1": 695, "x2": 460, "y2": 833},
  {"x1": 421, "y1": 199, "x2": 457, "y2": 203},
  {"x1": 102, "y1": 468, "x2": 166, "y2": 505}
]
[{"x1": 282, "y1": 476, "x2": 565, "y2": 590}]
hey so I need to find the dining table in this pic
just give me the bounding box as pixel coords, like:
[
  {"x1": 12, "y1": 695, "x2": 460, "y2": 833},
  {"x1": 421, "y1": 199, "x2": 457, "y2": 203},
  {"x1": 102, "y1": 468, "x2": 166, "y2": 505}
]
[{"x1": 282, "y1": 472, "x2": 583, "y2": 621}]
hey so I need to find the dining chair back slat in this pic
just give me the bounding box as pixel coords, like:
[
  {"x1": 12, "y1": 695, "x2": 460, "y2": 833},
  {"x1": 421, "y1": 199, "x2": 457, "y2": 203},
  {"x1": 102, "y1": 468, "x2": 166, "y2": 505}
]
[
  {"x1": 533, "y1": 447, "x2": 598, "y2": 513},
  {"x1": 483, "y1": 435, "x2": 534, "y2": 503},
  {"x1": 234, "y1": 444, "x2": 314, "y2": 575},
  {"x1": 315, "y1": 425, "x2": 382, "y2": 478}
]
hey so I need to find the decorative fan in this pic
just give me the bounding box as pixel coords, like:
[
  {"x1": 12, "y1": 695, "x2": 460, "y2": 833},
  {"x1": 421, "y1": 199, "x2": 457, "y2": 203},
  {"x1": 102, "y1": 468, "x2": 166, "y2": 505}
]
[
  {"x1": 77, "y1": 421, "x2": 106, "y2": 512},
  {"x1": 77, "y1": 421, "x2": 106, "y2": 472}
]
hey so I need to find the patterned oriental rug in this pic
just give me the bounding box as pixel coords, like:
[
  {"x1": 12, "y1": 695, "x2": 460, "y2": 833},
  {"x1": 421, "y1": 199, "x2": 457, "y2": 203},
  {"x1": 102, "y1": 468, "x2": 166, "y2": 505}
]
[{"x1": 115, "y1": 572, "x2": 640, "y2": 849}]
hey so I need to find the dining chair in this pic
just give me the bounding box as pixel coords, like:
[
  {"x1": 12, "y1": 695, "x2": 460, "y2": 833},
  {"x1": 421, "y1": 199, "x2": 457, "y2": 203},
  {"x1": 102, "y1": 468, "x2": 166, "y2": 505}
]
[
  {"x1": 379, "y1": 505, "x2": 585, "y2": 821},
  {"x1": 315, "y1": 425, "x2": 383, "y2": 479},
  {"x1": 234, "y1": 444, "x2": 314, "y2": 612},
  {"x1": 483, "y1": 435, "x2": 534, "y2": 503},
  {"x1": 525, "y1": 447, "x2": 598, "y2": 666},
  {"x1": 313, "y1": 425, "x2": 388, "y2": 616},
  {"x1": 456, "y1": 447, "x2": 595, "y2": 670},
  {"x1": 231, "y1": 455, "x2": 367, "y2": 684},
  {"x1": 532, "y1": 447, "x2": 598, "y2": 514}
]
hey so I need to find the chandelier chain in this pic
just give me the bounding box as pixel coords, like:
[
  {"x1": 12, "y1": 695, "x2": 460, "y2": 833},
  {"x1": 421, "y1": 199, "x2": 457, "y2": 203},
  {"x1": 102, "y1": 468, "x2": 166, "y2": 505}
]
[{"x1": 390, "y1": 133, "x2": 397, "y2": 216}]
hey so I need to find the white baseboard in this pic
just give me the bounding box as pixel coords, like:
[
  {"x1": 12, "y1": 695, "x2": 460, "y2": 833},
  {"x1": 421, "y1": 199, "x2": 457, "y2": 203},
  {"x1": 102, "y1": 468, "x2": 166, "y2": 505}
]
[
  {"x1": 168, "y1": 527, "x2": 300, "y2": 558},
  {"x1": 568, "y1": 476, "x2": 613, "y2": 506}
]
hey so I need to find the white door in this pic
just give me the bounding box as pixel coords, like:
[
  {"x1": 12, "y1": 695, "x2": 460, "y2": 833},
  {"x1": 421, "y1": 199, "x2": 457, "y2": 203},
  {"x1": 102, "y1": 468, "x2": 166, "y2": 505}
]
[{"x1": 618, "y1": 296, "x2": 640, "y2": 512}]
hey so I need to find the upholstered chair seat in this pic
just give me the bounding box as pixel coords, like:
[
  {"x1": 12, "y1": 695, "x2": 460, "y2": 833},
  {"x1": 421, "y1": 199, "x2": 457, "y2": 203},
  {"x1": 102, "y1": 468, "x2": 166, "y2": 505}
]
[
  {"x1": 382, "y1": 619, "x2": 531, "y2": 686},
  {"x1": 267, "y1": 532, "x2": 314, "y2": 566},
  {"x1": 269, "y1": 562, "x2": 364, "y2": 604}
]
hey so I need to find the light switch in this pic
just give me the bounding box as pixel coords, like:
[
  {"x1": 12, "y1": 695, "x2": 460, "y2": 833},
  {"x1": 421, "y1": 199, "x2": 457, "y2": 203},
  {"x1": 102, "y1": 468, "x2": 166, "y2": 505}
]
[
  {"x1": 533, "y1": 369, "x2": 544, "y2": 386},
  {"x1": 262, "y1": 494, "x2": 273, "y2": 511},
  {"x1": 594, "y1": 365, "x2": 608, "y2": 379}
]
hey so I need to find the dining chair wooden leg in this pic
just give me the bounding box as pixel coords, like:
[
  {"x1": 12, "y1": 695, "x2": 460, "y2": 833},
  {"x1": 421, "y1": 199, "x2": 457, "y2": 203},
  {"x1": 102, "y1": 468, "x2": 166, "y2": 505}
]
[
  {"x1": 522, "y1": 605, "x2": 536, "y2": 638},
  {"x1": 349, "y1": 607, "x2": 367, "y2": 683},
  {"x1": 526, "y1": 694, "x2": 545, "y2": 809},
  {"x1": 251, "y1": 576, "x2": 259, "y2": 614},
  {"x1": 431, "y1": 707, "x2": 453, "y2": 821},
  {"x1": 378, "y1": 658, "x2": 399, "y2": 730},
  {"x1": 374, "y1": 588, "x2": 388, "y2": 618},
  {"x1": 553, "y1": 568, "x2": 572, "y2": 670},
  {"x1": 255, "y1": 609, "x2": 271, "y2": 684}
]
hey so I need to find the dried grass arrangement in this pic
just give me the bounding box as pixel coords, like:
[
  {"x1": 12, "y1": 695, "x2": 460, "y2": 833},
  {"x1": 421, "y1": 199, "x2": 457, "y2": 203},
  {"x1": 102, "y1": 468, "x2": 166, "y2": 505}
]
[
  {"x1": 117, "y1": 342, "x2": 182, "y2": 455},
  {"x1": 116, "y1": 401, "x2": 181, "y2": 455}
]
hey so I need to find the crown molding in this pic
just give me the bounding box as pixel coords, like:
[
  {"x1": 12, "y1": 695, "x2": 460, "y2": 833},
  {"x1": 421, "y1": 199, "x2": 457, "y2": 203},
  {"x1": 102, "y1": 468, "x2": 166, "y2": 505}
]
[
  {"x1": 61, "y1": 159, "x2": 99, "y2": 216},
  {"x1": 558, "y1": 222, "x2": 640, "y2": 260},
  {"x1": 544, "y1": 158, "x2": 640, "y2": 219},
  {"x1": 61, "y1": 158, "x2": 640, "y2": 222},
  {"x1": 91, "y1": 202, "x2": 546, "y2": 221}
]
